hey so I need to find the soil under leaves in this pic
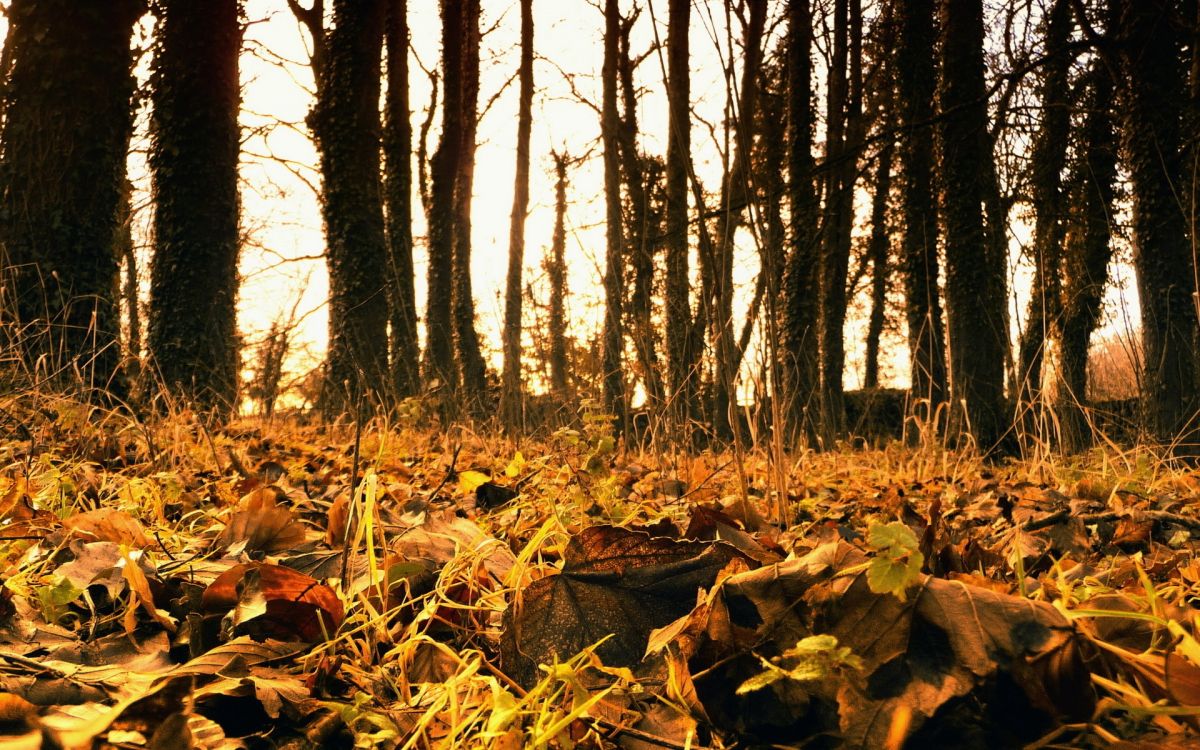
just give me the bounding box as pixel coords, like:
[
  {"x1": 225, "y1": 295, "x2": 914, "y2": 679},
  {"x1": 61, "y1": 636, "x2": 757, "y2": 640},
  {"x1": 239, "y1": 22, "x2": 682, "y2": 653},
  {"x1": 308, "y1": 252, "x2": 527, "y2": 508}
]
[{"x1": 0, "y1": 396, "x2": 1198, "y2": 749}]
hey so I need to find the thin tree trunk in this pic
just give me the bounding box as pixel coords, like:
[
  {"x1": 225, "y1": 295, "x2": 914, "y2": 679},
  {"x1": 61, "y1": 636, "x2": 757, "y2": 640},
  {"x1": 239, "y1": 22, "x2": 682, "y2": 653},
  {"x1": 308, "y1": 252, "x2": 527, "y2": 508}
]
[
  {"x1": 425, "y1": 0, "x2": 464, "y2": 396},
  {"x1": 383, "y1": 0, "x2": 420, "y2": 400},
  {"x1": 601, "y1": 0, "x2": 627, "y2": 427},
  {"x1": 664, "y1": 0, "x2": 695, "y2": 429},
  {"x1": 782, "y1": 0, "x2": 821, "y2": 444},
  {"x1": 617, "y1": 11, "x2": 663, "y2": 408},
  {"x1": 548, "y1": 152, "x2": 570, "y2": 401},
  {"x1": 501, "y1": 0, "x2": 533, "y2": 428},
  {"x1": 1016, "y1": 0, "x2": 1072, "y2": 406},
  {"x1": 711, "y1": 0, "x2": 767, "y2": 440},
  {"x1": 864, "y1": 142, "x2": 893, "y2": 390},
  {"x1": 454, "y1": 0, "x2": 487, "y2": 406}
]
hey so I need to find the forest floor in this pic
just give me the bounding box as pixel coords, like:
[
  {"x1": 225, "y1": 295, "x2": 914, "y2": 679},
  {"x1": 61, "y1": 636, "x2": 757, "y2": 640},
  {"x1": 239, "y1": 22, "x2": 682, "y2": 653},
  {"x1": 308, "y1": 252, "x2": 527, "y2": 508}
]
[{"x1": 0, "y1": 394, "x2": 1198, "y2": 749}]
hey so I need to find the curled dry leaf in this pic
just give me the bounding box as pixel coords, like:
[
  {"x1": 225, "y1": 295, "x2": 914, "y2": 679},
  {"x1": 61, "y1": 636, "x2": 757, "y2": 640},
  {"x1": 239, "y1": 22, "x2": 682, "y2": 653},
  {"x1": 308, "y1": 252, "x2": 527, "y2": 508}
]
[
  {"x1": 202, "y1": 563, "x2": 343, "y2": 642},
  {"x1": 500, "y1": 525, "x2": 754, "y2": 688}
]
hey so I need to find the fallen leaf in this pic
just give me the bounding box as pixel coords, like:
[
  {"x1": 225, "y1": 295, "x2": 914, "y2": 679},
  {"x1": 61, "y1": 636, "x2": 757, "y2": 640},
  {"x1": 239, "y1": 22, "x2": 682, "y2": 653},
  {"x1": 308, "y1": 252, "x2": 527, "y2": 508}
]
[
  {"x1": 202, "y1": 563, "x2": 343, "y2": 641},
  {"x1": 500, "y1": 525, "x2": 753, "y2": 688}
]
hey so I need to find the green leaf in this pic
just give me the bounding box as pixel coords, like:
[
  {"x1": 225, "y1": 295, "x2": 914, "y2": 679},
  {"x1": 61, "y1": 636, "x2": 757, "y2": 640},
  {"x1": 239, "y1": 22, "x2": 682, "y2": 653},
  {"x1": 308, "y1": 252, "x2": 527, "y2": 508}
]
[
  {"x1": 867, "y1": 521, "x2": 919, "y2": 556},
  {"x1": 736, "y1": 665, "x2": 785, "y2": 694},
  {"x1": 867, "y1": 551, "x2": 924, "y2": 601}
]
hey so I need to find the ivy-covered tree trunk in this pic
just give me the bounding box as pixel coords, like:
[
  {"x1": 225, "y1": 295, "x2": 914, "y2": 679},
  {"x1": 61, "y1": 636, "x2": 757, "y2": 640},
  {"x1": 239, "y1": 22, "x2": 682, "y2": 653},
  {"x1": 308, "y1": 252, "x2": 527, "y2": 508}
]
[
  {"x1": 547, "y1": 151, "x2": 570, "y2": 401},
  {"x1": 896, "y1": 0, "x2": 947, "y2": 421},
  {"x1": 819, "y1": 0, "x2": 863, "y2": 441},
  {"x1": 782, "y1": 0, "x2": 821, "y2": 444},
  {"x1": 148, "y1": 0, "x2": 242, "y2": 412},
  {"x1": 1056, "y1": 59, "x2": 1116, "y2": 451},
  {"x1": 1115, "y1": 0, "x2": 1199, "y2": 444},
  {"x1": 453, "y1": 0, "x2": 487, "y2": 406},
  {"x1": 664, "y1": 0, "x2": 694, "y2": 429},
  {"x1": 426, "y1": 0, "x2": 464, "y2": 396},
  {"x1": 383, "y1": 0, "x2": 420, "y2": 400},
  {"x1": 312, "y1": 0, "x2": 390, "y2": 411},
  {"x1": 601, "y1": 0, "x2": 627, "y2": 428},
  {"x1": 0, "y1": 0, "x2": 143, "y2": 397},
  {"x1": 1016, "y1": 0, "x2": 1072, "y2": 405},
  {"x1": 938, "y1": 0, "x2": 1008, "y2": 450},
  {"x1": 500, "y1": 0, "x2": 533, "y2": 428}
]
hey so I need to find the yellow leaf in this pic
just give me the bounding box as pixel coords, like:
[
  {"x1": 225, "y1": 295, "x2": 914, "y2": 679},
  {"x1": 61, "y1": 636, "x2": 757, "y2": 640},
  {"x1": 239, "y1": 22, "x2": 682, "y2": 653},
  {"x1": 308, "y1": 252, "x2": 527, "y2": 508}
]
[
  {"x1": 504, "y1": 451, "x2": 526, "y2": 479},
  {"x1": 458, "y1": 470, "x2": 490, "y2": 494}
]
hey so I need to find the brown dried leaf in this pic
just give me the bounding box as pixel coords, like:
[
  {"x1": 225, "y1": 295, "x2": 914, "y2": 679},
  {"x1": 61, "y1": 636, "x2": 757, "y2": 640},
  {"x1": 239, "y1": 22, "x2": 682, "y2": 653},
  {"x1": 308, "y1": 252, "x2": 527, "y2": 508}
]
[
  {"x1": 500, "y1": 525, "x2": 753, "y2": 688},
  {"x1": 63, "y1": 508, "x2": 151, "y2": 547},
  {"x1": 214, "y1": 504, "x2": 307, "y2": 555}
]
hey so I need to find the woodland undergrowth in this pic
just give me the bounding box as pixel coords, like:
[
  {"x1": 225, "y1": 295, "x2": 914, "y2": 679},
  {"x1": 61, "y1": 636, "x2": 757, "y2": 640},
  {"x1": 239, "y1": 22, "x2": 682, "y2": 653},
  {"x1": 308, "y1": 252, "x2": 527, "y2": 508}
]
[{"x1": 0, "y1": 390, "x2": 1197, "y2": 749}]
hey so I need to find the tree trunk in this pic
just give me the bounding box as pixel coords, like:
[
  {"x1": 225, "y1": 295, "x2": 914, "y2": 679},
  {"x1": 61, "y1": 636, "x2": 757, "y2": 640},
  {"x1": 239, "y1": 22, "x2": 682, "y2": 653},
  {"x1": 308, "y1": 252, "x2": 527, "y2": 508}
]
[
  {"x1": 601, "y1": 0, "x2": 627, "y2": 427},
  {"x1": 711, "y1": 0, "x2": 767, "y2": 440},
  {"x1": 383, "y1": 0, "x2": 420, "y2": 400},
  {"x1": 782, "y1": 0, "x2": 821, "y2": 444},
  {"x1": 0, "y1": 0, "x2": 143, "y2": 398},
  {"x1": 547, "y1": 152, "x2": 570, "y2": 401},
  {"x1": 896, "y1": 0, "x2": 947, "y2": 423},
  {"x1": 148, "y1": 0, "x2": 241, "y2": 413},
  {"x1": 617, "y1": 12, "x2": 663, "y2": 408},
  {"x1": 1016, "y1": 0, "x2": 1072, "y2": 405},
  {"x1": 938, "y1": 0, "x2": 1008, "y2": 449},
  {"x1": 311, "y1": 0, "x2": 390, "y2": 411},
  {"x1": 453, "y1": 0, "x2": 487, "y2": 406},
  {"x1": 864, "y1": 142, "x2": 893, "y2": 390},
  {"x1": 664, "y1": 0, "x2": 695, "y2": 429},
  {"x1": 819, "y1": 0, "x2": 863, "y2": 440},
  {"x1": 1114, "y1": 0, "x2": 1199, "y2": 444},
  {"x1": 425, "y1": 0, "x2": 464, "y2": 396},
  {"x1": 1056, "y1": 57, "x2": 1116, "y2": 451},
  {"x1": 500, "y1": 0, "x2": 533, "y2": 428}
]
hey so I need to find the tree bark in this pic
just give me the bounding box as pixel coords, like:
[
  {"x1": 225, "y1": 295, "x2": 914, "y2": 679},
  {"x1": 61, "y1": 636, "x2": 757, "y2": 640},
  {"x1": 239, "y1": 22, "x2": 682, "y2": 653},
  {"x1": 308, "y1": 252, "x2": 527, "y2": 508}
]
[
  {"x1": 425, "y1": 0, "x2": 464, "y2": 396},
  {"x1": 453, "y1": 0, "x2": 487, "y2": 405},
  {"x1": 819, "y1": 0, "x2": 863, "y2": 440},
  {"x1": 711, "y1": 0, "x2": 767, "y2": 440},
  {"x1": 148, "y1": 0, "x2": 242, "y2": 413},
  {"x1": 1016, "y1": 0, "x2": 1073, "y2": 405},
  {"x1": 547, "y1": 151, "x2": 570, "y2": 401},
  {"x1": 383, "y1": 0, "x2": 420, "y2": 400},
  {"x1": 895, "y1": 0, "x2": 947, "y2": 423},
  {"x1": 601, "y1": 0, "x2": 627, "y2": 427},
  {"x1": 617, "y1": 12, "x2": 663, "y2": 408},
  {"x1": 782, "y1": 0, "x2": 821, "y2": 444},
  {"x1": 938, "y1": 0, "x2": 1008, "y2": 449},
  {"x1": 501, "y1": 0, "x2": 533, "y2": 428},
  {"x1": 311, "y1": 0, "x2": 390, "y2": 411},
  {"x1": 864, "y1": 142, "x2": 893, "y2": 390},
  {"x1": 1114, "y1": 0, "x2": 1198, "y2": 444},
  {"x1": 664, "y1": 0, "x2": 695, "y2": 428},
  {"x1": 0, "y1": 0, "x2": 144, "y2": 398},
  {"x1": 1056, "y1": 57, "x2": 1116, "y2": 451}
]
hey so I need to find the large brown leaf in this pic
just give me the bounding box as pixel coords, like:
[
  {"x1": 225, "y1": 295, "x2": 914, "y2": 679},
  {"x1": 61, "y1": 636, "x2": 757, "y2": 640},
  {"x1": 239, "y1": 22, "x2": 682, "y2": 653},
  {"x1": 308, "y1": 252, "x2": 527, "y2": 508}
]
[
  {"x1": 654, "y1": 541, "x2": 1093, "y2": 748},
  {"x1": 500, "y1": 525, "x2": 752, "y2": 688}
]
